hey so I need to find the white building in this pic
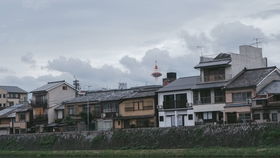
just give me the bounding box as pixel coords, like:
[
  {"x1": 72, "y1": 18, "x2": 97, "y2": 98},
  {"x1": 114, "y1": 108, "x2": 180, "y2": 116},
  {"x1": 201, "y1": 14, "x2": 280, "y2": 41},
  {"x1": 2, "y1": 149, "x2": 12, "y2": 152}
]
[{"x1": 157, "y1": 76, "x2": 198, "y2": 127}]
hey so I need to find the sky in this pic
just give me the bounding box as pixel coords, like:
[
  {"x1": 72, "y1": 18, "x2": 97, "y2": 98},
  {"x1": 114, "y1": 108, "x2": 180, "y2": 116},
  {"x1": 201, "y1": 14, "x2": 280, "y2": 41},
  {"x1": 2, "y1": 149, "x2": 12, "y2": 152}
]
[{"x1": 1, "y1": 0, "x2": 280, "y2": 91}]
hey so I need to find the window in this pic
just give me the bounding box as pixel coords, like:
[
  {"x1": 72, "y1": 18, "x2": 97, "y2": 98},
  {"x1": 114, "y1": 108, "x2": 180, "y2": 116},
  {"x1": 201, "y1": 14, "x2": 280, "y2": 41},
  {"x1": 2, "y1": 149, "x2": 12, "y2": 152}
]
[
  {"x1": 239, "y1": 113, "x2": 251, "y2": 122},
  {"x1": 188, "y1": 114, "x2": 193, "y2": 120},
  {"x1": 118, "y1": 121, "x2": 121, "y2": 126},
  {"x1": 203, "y1": 112, "x2": 212, "y2": 120},
  {"x1": 272, "y1": 113, "x2": 278, "y2": 122},
  {"x1": 253, "y1": 113, "x2": 260, "y2": 120},
  {"x1": 177, "y1": 115, "x2": 184, "y2": 126},
  {"x1": 263, "y1": 113, "x2": 270, "y2": 120},
  {"x1": 19, "y1": 113, "x2": 26, "y2": 121},
  {"x1": 3, "y1": 103, "x2": 5, "y2": 107},
  {"x1": 214, "y1": 89, "x2": 225, "y2": 103},
  {"x1": 0, "y1": 94, "x2": 1, "y2": 98},
  {"x1": 163, "y1": 95, "x2": 175, "y2": 109},
  {"x1": 3, "y1": 94, "x2": 5, "y2": 98},
  {"x1": 0, "y1": 103, "x2": 2, "y2": 107},
  {"x1": 193, "y1": 91, "x2": 199, "y2": 105},
  {"x1": 232, "y1": 92, "x2": 252, "y2": 103},
  {"x1": 176, "y1": 93, "x2": 187, "y2": 108},
  {"x1": 272, "y1": 95, "x2": 280, "y2": 102},
  {"x1": 68, "y1": 106, "x2": 74, "y2": 115},
  {"x1": 200, "y1": 90, "x2": 211, "y2": 104},
  {"x1": 133, "y1": 101, "x2": 143, "y2": 111},
  {"x1": 159, "y1": 116, "x2": 164, "y2": 122},
  {"x1": 62, "y1": 86, "x2": 68, "y2": 90},
  {"x1": 103, "y1": 103, "x2": 117, "y2": 113},
  {"x1": 125, "y1": 105, "x2": 134, "y2": 112},
  {"x1": 204, "y1": 68, "x2": 225, "y2": 82}
]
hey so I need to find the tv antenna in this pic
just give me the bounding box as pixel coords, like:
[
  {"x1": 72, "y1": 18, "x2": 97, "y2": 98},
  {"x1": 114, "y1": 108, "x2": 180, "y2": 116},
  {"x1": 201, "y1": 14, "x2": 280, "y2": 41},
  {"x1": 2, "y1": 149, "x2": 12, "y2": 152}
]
[
  {"x1": 250, "y1": 38, "x2": 263, "y2": 48},
  {"x1": 196, "y1": 45, "x2": 204, "y2": 56}
]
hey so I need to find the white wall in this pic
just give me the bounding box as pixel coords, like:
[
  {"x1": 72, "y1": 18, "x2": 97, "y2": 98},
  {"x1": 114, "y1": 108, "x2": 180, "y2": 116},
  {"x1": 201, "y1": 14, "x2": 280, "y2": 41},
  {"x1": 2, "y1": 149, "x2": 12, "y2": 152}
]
[
  {"x1": 158, "y1": 90, "x2": 194, "y2": 127},
  {"x1": 47, "y1": 84, "x2": 76, "y2": 124}
]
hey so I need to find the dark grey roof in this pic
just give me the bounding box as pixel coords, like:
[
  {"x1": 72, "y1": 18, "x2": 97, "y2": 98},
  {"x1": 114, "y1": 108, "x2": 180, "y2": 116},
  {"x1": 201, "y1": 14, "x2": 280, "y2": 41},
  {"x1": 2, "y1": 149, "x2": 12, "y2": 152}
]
[
  {"x1": 0, "y1": 104, "x2": 29, "y2": 119},
  {"x1": 157, "y1": 76, "x2": 200, "y2": 92},
  {"x1": 195, "y1": 53, "x2": 231, "y2": 68},
  {"x1": 193, "y1": 81, "x2": 227, "y2": 90},
  {"x1": 0, "y1": 86, "x2": 27, "y2": 93},
  {"x1": 55, "y1": 104, "x2": 64, "y2": 110},
  {"x1": 226, "y1": 67, "x2": 276, "y2": 89},
  {"x1": 259, "y1": 80, "x2": 280, "y2": 95},
  {"x1": 64, "y1": 89, "x2": 134, "y2": 104},
  {"x1": 31, "y1": 80, "x2": 75, "y2": 93},
  {"x1": 123, "y1": 86, "x2": 162, "y2": 99}
]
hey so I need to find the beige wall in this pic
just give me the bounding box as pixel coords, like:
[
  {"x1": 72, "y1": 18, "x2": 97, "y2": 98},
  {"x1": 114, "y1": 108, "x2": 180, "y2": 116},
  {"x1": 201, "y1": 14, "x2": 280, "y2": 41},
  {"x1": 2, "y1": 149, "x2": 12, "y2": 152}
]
[
  {"x1": 226, "y1": 88, "x2": 256, "y2": 103},
  {"x1": 119, "y1": 97, "x2": 155, "y2": 117},
  {"x1": 0, "y1": 89, "x2": 7, "y2": 107},
  {"x1": 64, "y1": 103, "x2": 96, "y2": 119}
]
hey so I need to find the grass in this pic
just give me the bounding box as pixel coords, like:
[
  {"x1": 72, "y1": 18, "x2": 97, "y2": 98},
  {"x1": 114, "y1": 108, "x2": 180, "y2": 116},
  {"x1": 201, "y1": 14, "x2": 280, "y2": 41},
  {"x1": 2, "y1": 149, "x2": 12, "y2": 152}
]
[{"x1": 1, "y1": 147, "x2": 280, "y2": 157}]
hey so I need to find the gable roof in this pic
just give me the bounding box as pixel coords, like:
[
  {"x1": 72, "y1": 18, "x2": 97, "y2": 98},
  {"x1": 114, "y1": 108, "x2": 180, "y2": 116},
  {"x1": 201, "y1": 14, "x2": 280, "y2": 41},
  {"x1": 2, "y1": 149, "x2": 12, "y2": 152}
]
[
  {"x1": 225, "y1": 66, "x2": 277, "y2": 89},
  {"x1": 0, "y1": 86, "x2": 27, "y2": 93},
  {"x1": 194, "y1": 53, "x2": 231, "y2": 69},
  {"x1": 258, "y1": 80, "x2": 280, "y2": 95},
  {"x1": 31, "y1": 80, "x2": 76, "y2": 93},
  {"x1": 157, "y1": 76, "x2": 199, "y2": 93}
]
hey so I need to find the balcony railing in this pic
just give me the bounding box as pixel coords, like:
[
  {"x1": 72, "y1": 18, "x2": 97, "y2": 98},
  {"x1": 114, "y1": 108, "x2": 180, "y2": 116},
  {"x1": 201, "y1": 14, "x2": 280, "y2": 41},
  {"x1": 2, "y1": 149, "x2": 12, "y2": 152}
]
[{"x1": 31, "y1": 100, "x2": 48, "y2": 108}]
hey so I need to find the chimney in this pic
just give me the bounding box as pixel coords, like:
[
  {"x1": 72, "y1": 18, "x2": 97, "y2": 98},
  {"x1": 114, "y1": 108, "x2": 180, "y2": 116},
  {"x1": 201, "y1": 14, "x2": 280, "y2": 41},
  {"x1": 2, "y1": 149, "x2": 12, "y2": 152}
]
[{"x1": 162, "y1": 72, "x2": 177, "y2": 86}]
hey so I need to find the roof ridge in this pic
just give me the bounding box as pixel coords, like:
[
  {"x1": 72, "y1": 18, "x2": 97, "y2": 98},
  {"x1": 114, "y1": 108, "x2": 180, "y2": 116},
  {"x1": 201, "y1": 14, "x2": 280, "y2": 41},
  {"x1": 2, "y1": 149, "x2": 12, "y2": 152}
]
[
  {"x1": 245, "y1": 66, "x2": 276, "y2": 71},
  {"x1": 179, "y1": 75, "x2": 200, "y2": 79}
]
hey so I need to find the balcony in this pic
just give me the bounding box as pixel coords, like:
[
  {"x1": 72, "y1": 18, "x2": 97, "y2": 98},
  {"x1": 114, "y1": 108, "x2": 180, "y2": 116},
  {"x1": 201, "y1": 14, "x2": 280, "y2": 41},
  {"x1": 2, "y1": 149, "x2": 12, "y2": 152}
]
[{"x1": 31, "y1": 99, "x2": 48, "y2": 108}]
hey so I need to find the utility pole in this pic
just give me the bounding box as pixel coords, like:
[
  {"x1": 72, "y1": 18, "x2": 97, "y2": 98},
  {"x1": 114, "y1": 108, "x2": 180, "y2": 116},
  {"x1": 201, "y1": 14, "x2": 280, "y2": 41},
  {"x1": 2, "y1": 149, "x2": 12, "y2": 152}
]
[{"x1": 87, "y1": 85, "x2": 91, "y2": 131}]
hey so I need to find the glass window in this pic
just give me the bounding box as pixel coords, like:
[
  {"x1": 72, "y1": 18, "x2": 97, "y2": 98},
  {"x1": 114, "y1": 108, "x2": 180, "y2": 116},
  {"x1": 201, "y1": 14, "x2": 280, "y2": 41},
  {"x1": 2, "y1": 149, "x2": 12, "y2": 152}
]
[
  {"x1": 232, "y1": 92, "x2": 252, "y2": 103},
  {"x1": 176, "y1": 93, "x2": 187, "y2": 108},
  {"x1": 159, "y1": 116, "x2": 164, "y2": 122},
  {"x1": 19, "y1": 113, "x2": 26, "y2": 121},
  {"x1": 203, "y1": 112, "x2": 212, "y2": 120},
  {"x1": 214, "y1": 89, "x2": 225, "y2": 103},
  {"x1": 200, "y1": 90, "x2": 211, "y2": 104},
  {"x1": 0, "y1": 94, "x2": 1, "y2": 98},
  {"x1": 68, "y1": 106, "x2": 74, "y2": 115},
  {"x1": 163, "y1": 95, "x2": 175, "y2": 109},
  {"x1": 62, "y1": 86, "x2": 68, "y2": 90},
  {"x1": 272, "y1": 113, "x2": 278, "y2": 122},
  {"x1": 253, "y1": 113, "x2": 260, "y2": 120},
  {"x1": 188, "y1": 114, "x2": 193, "y2": 120},
  {"x1": 204, "y1": 68, "x2": 225, "y2": 82},
  {"x1": 239, "y1": 113, "x2": 251, "y2": 122},
  {"x1": 193, "y1": 91, "x2": 199, "y2": 105},
  {"x1": 3, "y1": 94, "x2": 5, "y2": 98}
]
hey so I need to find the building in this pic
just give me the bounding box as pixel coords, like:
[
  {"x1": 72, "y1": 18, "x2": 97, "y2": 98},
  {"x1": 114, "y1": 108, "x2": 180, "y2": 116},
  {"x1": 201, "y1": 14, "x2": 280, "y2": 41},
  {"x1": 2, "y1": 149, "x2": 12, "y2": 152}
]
[
  {"x1": 192, "y1": 45, "x2": 268, "y2": 125},
  {"x1": 30, "y1": 80, "x2": 76, "y2": 132},
  {"x1": 157, "y1": 76, "x2": 198, "y2": 127},
  {"x1": 64, "y1": 89, "x2": 134, "y2": 131},
  {"x1": 0, "y1": 103, "x2": 32, "y2": 135},
  {"x1": 0, "y1": 86, "x2": 28, "y2": 109},
  {"x1": 115, "y1": 85, "x2": 161, "y2": 129},
  {"x1": 224, "y1": 67, "x2": 280, "y2": 123}
]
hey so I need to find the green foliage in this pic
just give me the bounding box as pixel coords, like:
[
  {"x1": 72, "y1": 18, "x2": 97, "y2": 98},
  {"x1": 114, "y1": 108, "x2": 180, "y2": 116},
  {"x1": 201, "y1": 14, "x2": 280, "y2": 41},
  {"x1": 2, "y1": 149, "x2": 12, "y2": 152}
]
[
  {"x1": 63, "y1": 116, "x2": 76, "y2": 125},
  {"x1": 263, "y1": 129, "x2": 280, "y2": 145}
]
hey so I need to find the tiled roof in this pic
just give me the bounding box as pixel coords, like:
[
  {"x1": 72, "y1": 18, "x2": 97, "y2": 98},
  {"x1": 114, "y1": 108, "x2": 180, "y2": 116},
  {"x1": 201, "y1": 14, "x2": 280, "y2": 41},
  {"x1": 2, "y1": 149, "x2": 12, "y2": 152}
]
[
  {"x1": 0, "y1": 86, "x2": 27, "y2": 93},
  {"x1": 157, "y1": 76, "x2": 200, "y2": 92},
  {"x1": 193, "y1": 81, "x2": 228, "y2": 89},
  {"x1": 123, "y1": 86, "x2": 161, "y2": 99},
  {"x1": 31, "y1": 80, "x2": 74, "y2": 93},
  {"x1": 0, "y1": 104, "x2": 30, "y2": 119},
  {"x1": 258, "y1": 80, "x2": 280, "y2": 95},
  {"x1": 226, "y1": 67, "x2": 276, "y2": 89}
]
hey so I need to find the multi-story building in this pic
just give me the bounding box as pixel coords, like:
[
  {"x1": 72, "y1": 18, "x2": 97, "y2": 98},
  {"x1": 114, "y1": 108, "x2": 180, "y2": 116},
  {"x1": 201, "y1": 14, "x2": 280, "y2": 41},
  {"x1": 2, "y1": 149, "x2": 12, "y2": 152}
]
[
  {"x1": 224, "y1": 67, "x2": 280, "y2": 123},
  {"x1": 0, "y1": 86, "x2": 28, "y2": 109},
  {"x1": 30, "y1": 80, "x2": 76, "y2": 132},
  {"x1": 0, "y1": 103, "x2": 32, "y2": 135},
  {"x1": 115, "y1": 85, "x2": 161, "y2": 129},
  {"x1": 64, "y1": 89, "x2": 134, "y2": 131},
  {"x1": 192, "y1": 45, "x2": 268, "y2": 125},
  {"x1": 157, "y1": 76, "x2": 197, "y2": 127}
]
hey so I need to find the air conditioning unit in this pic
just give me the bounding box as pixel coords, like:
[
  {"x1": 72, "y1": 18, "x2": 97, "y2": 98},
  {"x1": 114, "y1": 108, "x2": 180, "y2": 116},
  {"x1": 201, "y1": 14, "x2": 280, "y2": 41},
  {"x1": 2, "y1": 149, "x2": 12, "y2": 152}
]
[
  {"x1": 157, "y1": 105, "x2": 162, "y2": 109},
  {"x1": 247, "y1": 99, "x2": 252, "y2": 104},
  {"x1": 101, "y1": 113, "x2": 106, "y2": 118}
]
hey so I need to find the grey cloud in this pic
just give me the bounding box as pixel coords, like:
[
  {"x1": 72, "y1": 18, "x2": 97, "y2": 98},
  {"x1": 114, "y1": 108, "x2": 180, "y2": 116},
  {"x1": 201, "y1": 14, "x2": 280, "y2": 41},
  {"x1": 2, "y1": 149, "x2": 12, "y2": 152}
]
[{"x1": 21, "y1": 52, "x2": 36, "y2": 66}]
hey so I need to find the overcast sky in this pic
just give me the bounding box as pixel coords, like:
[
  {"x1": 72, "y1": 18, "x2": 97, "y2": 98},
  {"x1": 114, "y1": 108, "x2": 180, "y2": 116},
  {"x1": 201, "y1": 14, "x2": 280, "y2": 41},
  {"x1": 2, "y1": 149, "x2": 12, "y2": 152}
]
[{"x1": 1, "y1": 0, "x2": 280, "y2": 91}]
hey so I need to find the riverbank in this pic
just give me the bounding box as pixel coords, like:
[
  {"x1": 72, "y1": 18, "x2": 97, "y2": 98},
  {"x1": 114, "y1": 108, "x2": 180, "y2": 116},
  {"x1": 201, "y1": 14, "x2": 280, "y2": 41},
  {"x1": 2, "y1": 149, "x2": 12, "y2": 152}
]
[{"x1": 1, "y1": 147, "x2": 280, "y2": 157}]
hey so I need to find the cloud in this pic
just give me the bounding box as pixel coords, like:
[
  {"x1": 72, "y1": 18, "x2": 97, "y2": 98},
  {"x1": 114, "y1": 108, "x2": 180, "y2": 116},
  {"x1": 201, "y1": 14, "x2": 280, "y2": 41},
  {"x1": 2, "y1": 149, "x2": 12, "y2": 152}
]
[
  {"x1": 0, "y1": 67, "x2": 10, "y2": 73},
  {"x1": 21, "y1": 52, "x2": 36, "y2": 66}
]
